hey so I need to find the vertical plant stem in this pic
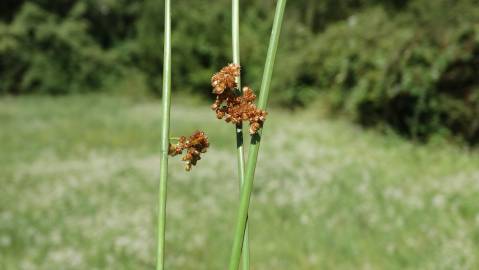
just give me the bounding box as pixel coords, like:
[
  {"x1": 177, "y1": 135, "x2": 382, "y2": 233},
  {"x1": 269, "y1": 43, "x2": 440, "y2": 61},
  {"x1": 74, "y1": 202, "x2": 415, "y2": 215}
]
[
  {"x1": 156, "y1": 0, "x2": 171, "y2": 269},
  {"x1": 232, "y1": 0, "x2": 250, "y2": 269},
  {"x1": 228, "y1": 1, "x2": 287, "y2": 270}
]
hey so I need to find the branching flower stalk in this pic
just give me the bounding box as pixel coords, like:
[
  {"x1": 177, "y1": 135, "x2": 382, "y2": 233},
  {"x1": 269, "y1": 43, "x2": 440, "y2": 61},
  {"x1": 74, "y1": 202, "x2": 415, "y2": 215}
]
[
  {"x1": 227, "y1": 0, "x2": 287, "y2": 269},
  {"x1": 156, "y1": 0, "x2": 171, "y2": 269},
  {"x1": 232, "y1": 0, "x2": 250, "y2": 268}
]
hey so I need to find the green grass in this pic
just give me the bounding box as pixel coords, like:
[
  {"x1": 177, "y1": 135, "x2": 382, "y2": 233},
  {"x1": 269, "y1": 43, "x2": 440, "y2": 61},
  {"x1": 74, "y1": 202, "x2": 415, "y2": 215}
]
[{"x1": 1, "y1": 95, "x2": 479, "y2": 270}]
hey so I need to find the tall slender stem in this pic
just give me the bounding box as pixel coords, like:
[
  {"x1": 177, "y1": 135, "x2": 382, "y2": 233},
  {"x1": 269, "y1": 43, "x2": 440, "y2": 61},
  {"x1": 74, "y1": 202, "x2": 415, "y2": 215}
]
[
  {"x1": 156, "y1": 0, "x2": 171, "y2": 269},
  {"x1": 227, "y1": 1, "x2": 287, "y2": 270},
  {"x1": 232, "y1": 0, "x2": 250, "y2": 269}
]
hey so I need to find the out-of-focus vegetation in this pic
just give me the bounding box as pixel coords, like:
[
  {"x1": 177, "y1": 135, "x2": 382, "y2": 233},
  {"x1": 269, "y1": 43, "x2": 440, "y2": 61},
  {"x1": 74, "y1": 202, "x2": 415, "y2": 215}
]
[
  {"x1": 1, "y1": 95, "x2": 479, "y2": 269},
  {"x1": 1, "y1": 0, "x2": 478, "y2": 143},
  {"x1": 300, "y1": 1, "x2": 479, "y2": 144}
]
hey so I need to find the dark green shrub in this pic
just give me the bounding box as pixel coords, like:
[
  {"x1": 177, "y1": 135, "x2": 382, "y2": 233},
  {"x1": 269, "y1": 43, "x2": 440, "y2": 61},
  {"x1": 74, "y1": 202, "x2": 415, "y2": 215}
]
[
  {"x1": 295, "y1": 2, "x2": 479, "y2": 143},
  {"x1": 0, "y1": 2, "x2": 117, "y2": 94}
]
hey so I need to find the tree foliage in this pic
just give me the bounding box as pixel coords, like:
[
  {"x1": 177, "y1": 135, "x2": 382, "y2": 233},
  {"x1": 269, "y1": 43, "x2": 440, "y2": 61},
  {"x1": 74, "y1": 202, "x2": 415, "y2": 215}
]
[{"x1": 0, "y1": 2, "x2": 117, "y2": 94}]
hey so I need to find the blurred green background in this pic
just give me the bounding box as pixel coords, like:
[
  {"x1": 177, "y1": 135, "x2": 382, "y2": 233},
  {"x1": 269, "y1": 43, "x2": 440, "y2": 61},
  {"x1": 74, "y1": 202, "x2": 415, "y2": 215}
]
[
  {"x1": 1, "y1": 0, "x2": 479, "y2": 269},
  {"x1": 1, "y1": 0, "x2": 479, "y2": 142}
]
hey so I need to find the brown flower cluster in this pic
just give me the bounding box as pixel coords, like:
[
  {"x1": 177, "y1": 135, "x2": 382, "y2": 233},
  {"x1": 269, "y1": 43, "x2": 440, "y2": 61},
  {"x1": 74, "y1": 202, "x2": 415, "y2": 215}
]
[
  {"x1": 168, "y1": 131, "x2": 209, "y2": 171},
  {"x1": 211, "y1": 63, "x2": 240, "y2": 95},
  {"x1": 211, "y1": 64, "x2": 267, "y2": 134}
]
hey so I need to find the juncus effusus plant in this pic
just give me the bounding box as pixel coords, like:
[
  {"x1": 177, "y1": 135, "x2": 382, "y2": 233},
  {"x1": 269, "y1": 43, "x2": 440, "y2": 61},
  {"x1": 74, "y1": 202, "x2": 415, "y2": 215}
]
[
  {"x1": 155, "y1": 1, "x2": 286, "y2": 269},
  {"x1": 155, "y1": 1, "x2": 209, "y2": 269},
  {"x1": 226, "y1": 0, "x2": 287, "y2": 269}
]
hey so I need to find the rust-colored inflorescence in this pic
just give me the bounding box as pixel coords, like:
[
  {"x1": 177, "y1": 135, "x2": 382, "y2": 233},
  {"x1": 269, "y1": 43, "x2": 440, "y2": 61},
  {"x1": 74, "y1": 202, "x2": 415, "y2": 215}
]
[
  {"x1": 211, "y1": 64, "x2": 267, "y2": 134},
  {"x1": 211, "y1": 63, "x2": 241, "y2": 95},
  {"x1": 168, "y1": 131, "x2": 209, "y2": 171}
]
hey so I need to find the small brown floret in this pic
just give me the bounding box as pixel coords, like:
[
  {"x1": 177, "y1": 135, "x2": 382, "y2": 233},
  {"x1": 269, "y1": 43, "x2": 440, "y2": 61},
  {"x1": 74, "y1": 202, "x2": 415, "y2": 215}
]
[
  {"x1": 168, "y1": 131, "x2": 209, "y2": 171},
  {"x1": 211, "y1": 63, "x2": 240, "y2": 94}
]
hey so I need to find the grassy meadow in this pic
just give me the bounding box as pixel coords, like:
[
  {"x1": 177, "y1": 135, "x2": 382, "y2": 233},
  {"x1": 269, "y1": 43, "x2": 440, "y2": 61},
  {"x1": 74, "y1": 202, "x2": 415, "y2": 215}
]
[{"x1": 1, "y1": 95, "x2": 479, "y2": 269}]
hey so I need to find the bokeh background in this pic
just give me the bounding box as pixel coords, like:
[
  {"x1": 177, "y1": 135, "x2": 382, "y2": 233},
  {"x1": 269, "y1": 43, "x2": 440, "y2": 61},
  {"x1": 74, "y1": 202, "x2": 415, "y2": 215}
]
[{"x1": 1, "y1": 0, "x2": 479, "y2": 269}]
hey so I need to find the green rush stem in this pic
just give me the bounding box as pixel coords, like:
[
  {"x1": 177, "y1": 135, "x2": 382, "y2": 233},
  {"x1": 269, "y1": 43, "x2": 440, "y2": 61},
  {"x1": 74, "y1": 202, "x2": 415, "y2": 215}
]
[
  {"x1": 156, "y1": 0, "x2": 171, "y2": 269},
  {"x1": 228, "y1": 0, "x2": 287, "y2": 270},
  {"x1": 232, "y1": 0, "x2": 250, "y2": 269}
]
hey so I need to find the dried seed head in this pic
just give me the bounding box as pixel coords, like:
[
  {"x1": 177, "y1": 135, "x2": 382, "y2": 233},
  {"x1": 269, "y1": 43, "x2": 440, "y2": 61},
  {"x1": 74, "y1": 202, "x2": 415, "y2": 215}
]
[
  {"x1": 242, "y1": 87, "x2": 256, "y2": 102},
  {"x1": 249, "y1": 122, "x2": 261, "y2": 135},
  {"x1": 168, "y1": 131, "x2": 209, "y2": 171},
  {"x1": 211, "y1": 63, "x2": 240, "y2": 94},
  {"x1": 210, "y1": 65, "x2": 267, "y2": 134}
]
